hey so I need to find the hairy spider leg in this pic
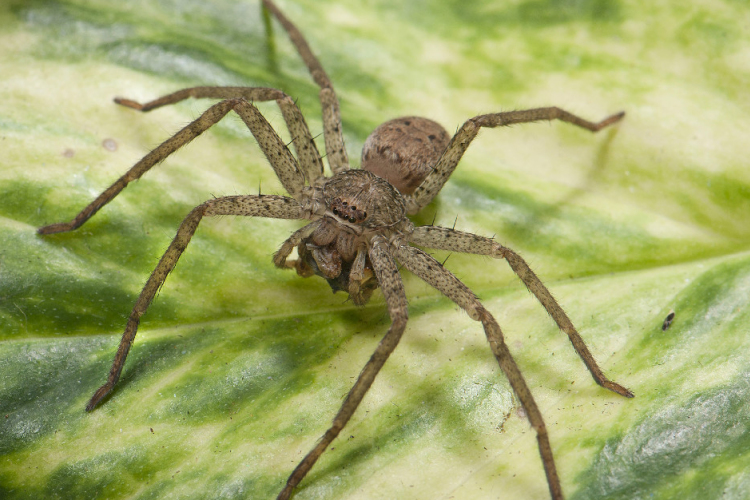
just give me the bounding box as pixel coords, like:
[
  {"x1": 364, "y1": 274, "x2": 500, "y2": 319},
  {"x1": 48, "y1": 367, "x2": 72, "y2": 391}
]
[
  {"x1": 406, "y1": 107, "x2": 624, "y2": 214},
  {"x1": 277, "y1": 235, "x2": 407, "y2": 500},
  {"x1": 86, "y1": 194, "x2": 305, "y2": 411},
  {"x1": 395, "y1": 242, "x2": 563, "y2": 499},
  {"x1": 78, "y1": 98, "x2": 313, "y2": 409},
  {"x1": 262, "y1": 0, "x2": 349, "y2": 174},
  {"x1": 38, "y1": 95, "x2": 317, "y2": 234},
  {"x1": 409, "y1": 225, "x2": 634, "y2": 398}
]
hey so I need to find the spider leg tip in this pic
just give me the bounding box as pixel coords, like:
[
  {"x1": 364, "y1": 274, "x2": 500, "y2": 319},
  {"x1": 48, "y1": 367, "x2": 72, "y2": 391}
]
[
  {"x1": 85, "y1": 396, "x2": 100, "y2": 412},
  {"x1": 37, "y1": 223, "x2": 64, "y2": 235},
  {"x1": 614, "y1": 384, "x2": 635, "y2": 399},
  {"x1": 114, "y1": 97, "x2": 144, "y2": 111}
]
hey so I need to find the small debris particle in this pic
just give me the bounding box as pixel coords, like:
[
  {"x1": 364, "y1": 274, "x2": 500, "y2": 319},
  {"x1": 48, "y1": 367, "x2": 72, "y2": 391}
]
[
  {"x1": 62, "y1": 148, "x2": 75, "y2": 158},
  {"x1": 102, "y1": 138, "x2": 118, "y2": 151},
  {"x1": 662, "y1": 310, "x2": 675, "y2": 331}
]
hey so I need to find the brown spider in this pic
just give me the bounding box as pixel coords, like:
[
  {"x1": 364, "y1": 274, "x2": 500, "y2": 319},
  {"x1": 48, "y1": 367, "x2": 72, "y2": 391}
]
[{"x1": 38, "y1": 1, "x2": 633, "y2": 498}]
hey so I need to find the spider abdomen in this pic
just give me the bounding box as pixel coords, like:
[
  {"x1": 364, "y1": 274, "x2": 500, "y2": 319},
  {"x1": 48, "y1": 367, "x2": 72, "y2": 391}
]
[{"x1": 361, "y1": 116, "x2": 450, "y2": 195}]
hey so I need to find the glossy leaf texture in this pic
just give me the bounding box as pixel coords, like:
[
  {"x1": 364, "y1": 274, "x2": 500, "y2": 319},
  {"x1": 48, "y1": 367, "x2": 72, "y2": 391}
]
[{"x1": 2, "y1": 1, "x2": 750, "y2": 499}]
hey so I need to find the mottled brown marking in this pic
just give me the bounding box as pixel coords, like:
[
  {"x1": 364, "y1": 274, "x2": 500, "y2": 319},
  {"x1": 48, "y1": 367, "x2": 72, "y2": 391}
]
[{"x1": 362, "y1": 116, "x2": 450, "y2": 195}]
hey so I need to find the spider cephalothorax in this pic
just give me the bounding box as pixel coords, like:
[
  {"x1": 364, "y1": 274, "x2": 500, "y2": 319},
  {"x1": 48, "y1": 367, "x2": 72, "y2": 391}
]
[
  {"x1": 37, "y1": 1, "x2": 633, "y2": 499},
  {"x1": 297, "y1": 168, "x2": 412, "y2": 304},
  {"x1": 322, "y1": 169, "x2": 406, "y2": 230}
]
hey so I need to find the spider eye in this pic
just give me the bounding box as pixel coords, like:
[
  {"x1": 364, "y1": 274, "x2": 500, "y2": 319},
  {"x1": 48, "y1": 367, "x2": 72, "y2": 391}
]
[
  {"x1": 332, "y1": 208, "x2": 338, "y2": 215},
  {"x1": 349, "y1": 217, "x2": 356, "y2": 223}
]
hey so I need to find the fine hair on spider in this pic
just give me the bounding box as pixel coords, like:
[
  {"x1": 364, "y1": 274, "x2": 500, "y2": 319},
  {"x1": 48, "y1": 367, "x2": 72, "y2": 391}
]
[{"x1": 37, "y1": 1, "x2": 633, "y2": 499}]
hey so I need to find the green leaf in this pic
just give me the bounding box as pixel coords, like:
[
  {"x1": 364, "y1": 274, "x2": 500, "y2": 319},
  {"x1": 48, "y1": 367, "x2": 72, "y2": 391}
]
[{"x1": 2, "y1": 0, "x2": 750, "y2": 499}]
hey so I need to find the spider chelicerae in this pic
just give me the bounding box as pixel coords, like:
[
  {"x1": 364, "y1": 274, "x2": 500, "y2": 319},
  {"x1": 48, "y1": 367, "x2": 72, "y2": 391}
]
[{"x1": 38, "y1": 1, "x2": 634, "y2": 498}]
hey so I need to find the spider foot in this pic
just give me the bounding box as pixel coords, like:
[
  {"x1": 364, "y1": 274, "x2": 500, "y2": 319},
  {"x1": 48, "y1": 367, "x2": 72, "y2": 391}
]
[
  {"x1": 38, "y1": 221, "x2": 76, "y2": 235},
  {"x1": 86, "y1": 382, "x2": 115, "y2": 412},
  {"x1": 595, "y1": 111, "x2": 626, "y2": 130},
  {"x1": 276, "y1": 484, "x2": 294, "y2": 500},
  {"x1": 114, "y1": 97, "x2": 145, "y2": 110},
  {"x1": 600, "y1": 378, "x2": 635, "y2": 398}
]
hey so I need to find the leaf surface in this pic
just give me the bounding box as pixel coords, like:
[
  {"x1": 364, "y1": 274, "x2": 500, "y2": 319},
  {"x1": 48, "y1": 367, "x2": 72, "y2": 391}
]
[{"x1": 2, "y1": 1, "x2": 750, "y2": 499}]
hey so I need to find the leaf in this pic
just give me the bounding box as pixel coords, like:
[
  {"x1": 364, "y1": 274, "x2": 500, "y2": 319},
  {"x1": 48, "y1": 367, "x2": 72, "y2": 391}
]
[{"x1": 2, "y1": 0, "x2": 750, "y2": 499}]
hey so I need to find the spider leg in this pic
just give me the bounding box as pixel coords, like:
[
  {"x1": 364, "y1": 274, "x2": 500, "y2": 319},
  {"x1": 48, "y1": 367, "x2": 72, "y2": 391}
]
[
  {"x1": 86, "y1": 194, "x2": 304, "y2": 412},
  {"x1": 277, "y1": 235, "x2": 408, "y2": 500},
  {"x1": 347, "y1": 245, "x2": 374, "y2": 305},
  {"x1": 272, "y1": 220, "x2": 320, "y2": 276},
  {"x1": 262, "y1": 0, "x2": 349, "y2": 174},
  {"x1": 405, "y1": 107, "x2": 624, "y2": 214},
  {"x1": 38, "y1": 99, "x2": 306, "y2": 234},
  {"x1": 114, "y1": 86, "x2": 286, "y2": 111},
  {"x1": 394, "y1": 242, "x2": 563, "y2": 500},
  {"x1": 409, "y1": 225, "x2": 634, "y2": 398},
  {"x1": 115, "y1": 86, "x2": 325, "y2": 185}
]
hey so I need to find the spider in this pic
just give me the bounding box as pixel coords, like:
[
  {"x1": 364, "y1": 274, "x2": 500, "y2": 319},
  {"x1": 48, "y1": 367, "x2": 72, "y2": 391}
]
[{"x1": 37, "y1": 1, "x2": 633, "y2": 498}]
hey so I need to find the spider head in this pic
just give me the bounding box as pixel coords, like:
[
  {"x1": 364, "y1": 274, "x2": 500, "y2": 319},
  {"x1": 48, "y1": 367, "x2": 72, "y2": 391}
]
[{"x1": 322, "y1": 169, "x2": 405, "y2": 230}]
